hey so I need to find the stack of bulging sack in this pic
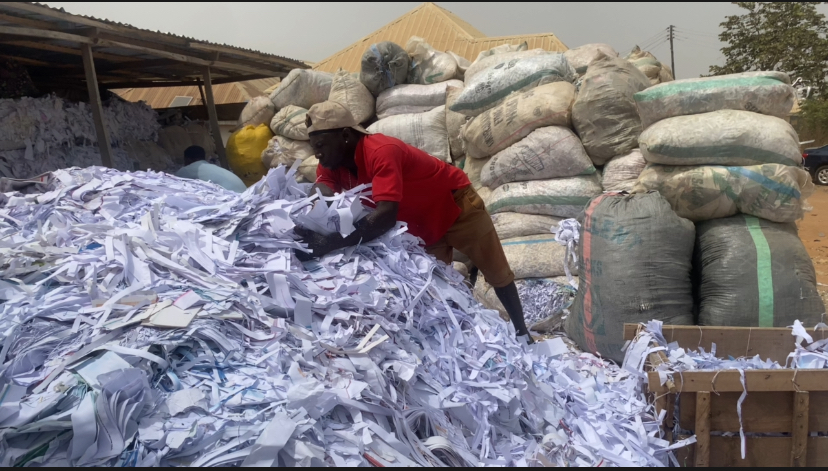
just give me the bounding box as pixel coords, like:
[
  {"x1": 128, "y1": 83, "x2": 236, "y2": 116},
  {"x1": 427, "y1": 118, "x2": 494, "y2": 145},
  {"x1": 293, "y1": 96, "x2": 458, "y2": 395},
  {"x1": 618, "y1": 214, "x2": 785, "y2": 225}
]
[
  {"x1": 268, "y1": 69, "x2": 374, "y2": 183},
  {"x1": 368, "y1": 80, "x2": 462, "y2": 163},
  {"x1": 632, "y1": 71, "x2": 825, "y2": 327},
  {"x1": 572, "y1": 54, "x2": 652, "y2": 168},
  {"x1": 364, "y1": 37, "x2": 470, "y2": 164},
  {"x1": 233, "y1": 67, "x2": 377, "y2": 185},
  {"x1": 452, "y1": 50, "x2": 597, "y2": 325},
  {"x1": 625, "y1": 46, "x2": 674, "y2": 85},
  {"x1": 568, "y1": 53, "x2": 652, "y2": 195},
  {"x1": 564, "y1": 43, "x2": 619, "y2": 77}
]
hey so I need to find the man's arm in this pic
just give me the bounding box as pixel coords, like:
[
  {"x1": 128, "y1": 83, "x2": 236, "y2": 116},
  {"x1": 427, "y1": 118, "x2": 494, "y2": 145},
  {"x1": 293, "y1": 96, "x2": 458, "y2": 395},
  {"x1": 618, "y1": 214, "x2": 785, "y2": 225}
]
[
  {"x1": 296, "y1": 201, "x2": 399, "y2": 259},
  {"x1": 311, "y1": 182, "x2": 335, "y2": 198}
]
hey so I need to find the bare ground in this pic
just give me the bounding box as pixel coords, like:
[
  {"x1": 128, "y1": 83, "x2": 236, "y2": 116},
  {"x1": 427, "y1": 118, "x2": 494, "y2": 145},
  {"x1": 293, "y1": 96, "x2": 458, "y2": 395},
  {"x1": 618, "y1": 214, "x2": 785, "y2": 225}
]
[{"x1": 799, "y1": 185, "x2": 828, "y2": 306}]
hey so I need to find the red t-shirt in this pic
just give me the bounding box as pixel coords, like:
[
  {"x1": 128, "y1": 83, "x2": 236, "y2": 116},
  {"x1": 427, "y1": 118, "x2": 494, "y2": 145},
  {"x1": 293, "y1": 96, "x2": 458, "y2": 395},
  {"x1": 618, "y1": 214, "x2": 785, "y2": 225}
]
[{"x1": 316, "y1": 134, "x2": 470, "y2": 246}]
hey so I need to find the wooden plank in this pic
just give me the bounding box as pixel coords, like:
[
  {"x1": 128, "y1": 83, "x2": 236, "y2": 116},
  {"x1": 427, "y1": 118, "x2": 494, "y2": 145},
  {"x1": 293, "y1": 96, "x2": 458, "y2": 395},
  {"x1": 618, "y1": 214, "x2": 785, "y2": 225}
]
[
  {"x1": 0, "y1": 39, "x2": 127, "y2": 62},
  {"x1": 648, "y1": 369, "x2": 828, "y2": 393},
  {"x1": 202, "y1": 66, "x2": 228, "y2": 168},
  {"x1": 695, "y1": 436, "x2": 828, "y2": 467},
  {"x1": 622, "y1": 324, "x2": 827, "y2": 364},
  {"x1": 695, "y1": 392, "x2": 711, "y2": 467},
  {"x1": 664, "y1": 393, "x2": 675, "y2": 443},
  {"x1": 187, "y1": 42, "x2": 307, "y2": 69},
  {"x1": 0, "y1": 26, "x2": 269, "y2": 76},
  {"x1": 680, "y1": 391, "x2": 828, "y2": 435},
  {"x1": 99, "y1": 74, "x2": 282, "y2": 89},
  {"x1": 791, "y1": 391, "x2": 809, "y2": 467},
  {"x1": 0, "y1": 12, "x2": 57, "y2": 30},
  {"x1": 81, "y1": 43, "x2": 113, "y2": 168}
]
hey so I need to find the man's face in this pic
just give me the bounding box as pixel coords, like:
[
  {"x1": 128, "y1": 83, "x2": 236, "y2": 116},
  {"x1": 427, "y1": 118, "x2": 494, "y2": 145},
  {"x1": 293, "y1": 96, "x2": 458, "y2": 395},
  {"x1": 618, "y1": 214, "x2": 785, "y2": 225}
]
[{"x1": 309, "y1": 129, "x2": 349, "y2": 170}]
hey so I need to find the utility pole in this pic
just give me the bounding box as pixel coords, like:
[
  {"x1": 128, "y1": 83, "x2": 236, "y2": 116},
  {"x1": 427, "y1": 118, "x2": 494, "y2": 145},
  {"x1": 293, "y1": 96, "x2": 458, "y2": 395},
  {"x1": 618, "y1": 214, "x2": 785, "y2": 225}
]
[{"x1": 668, "y1": 25, "x2": 676, "y2": 77}]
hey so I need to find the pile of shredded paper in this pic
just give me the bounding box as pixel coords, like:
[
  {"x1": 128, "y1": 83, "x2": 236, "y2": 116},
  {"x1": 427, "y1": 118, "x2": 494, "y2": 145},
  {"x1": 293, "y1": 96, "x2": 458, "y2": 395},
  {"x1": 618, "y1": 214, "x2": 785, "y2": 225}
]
[
  {"x1": 0, "y1": 95, "x2": 163, "y2": 179},
  {"x1": 0, "y1": 164, "x2": 679, "y2": 467}
]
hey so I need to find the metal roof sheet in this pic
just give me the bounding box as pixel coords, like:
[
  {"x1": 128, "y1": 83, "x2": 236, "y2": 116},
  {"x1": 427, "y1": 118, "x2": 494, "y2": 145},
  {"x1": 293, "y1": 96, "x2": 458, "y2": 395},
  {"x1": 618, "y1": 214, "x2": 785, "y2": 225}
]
[
  {"x1": 0, "y1": 2, "x2": 307, "y2": 88},
  {"x1": 114, "y1": 77, "x2": 281, "y2": 109}
]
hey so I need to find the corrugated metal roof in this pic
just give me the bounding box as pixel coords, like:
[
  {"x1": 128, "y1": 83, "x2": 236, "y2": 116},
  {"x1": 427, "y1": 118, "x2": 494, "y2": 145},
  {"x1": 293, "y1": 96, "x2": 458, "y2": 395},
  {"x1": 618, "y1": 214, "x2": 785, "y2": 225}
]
[
  {"x1": 0, "y1": 2, "x2": 307, "y2": 87},
  {"x1": 30, "y1": 2, "x2": 305, "y2": 66},
  {"x1": 114, "y1": 77, "x2": 281, "y2": 109},
  {"x1": 314, "y1": 3, "x2": 567, "y2": 74}
]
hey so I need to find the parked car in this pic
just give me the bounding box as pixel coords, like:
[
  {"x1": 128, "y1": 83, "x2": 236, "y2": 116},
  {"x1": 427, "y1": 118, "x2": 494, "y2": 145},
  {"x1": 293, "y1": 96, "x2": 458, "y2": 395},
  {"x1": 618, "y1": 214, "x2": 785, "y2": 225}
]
[{"x1": 803, "y1": 145, "x2": 828, "y2": 185}]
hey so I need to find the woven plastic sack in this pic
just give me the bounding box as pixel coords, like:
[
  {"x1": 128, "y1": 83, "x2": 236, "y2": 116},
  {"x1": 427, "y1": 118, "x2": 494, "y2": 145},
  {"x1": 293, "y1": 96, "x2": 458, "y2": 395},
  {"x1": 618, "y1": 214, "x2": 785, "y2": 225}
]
[
  {"x1": 328, "y1": 70, "x2": 375, "y2": 124},
  {"x1": 564, "y1": 43, "x2": 618, "y2": 75},
  {"x1": 297, "y1": 156, "x2": 319, "y2": 183},
  {"x1": 406, "y1": 37, "x2": 461, "y2": 84},
  {"x1": 451, "y1": 53, "x2": 576, "y2": 117},
  {"x1": 269, "y1": 69, "x2": 332, "y2": 110},
  {"x1": 269, "y1": 105, "x2": 309, "y2": 141},
  {"x1": 472, "y1": 42, "x2": 529, "y2": 65},
  {"x1": 501, "y1": 234, "x2": 572, "y2": 279},
  {"x1": 359, "y1": 41, "x2": 410, "y2": 97},
  {"x1": 366, "y1": 106, "x2": 449, "y2": 162},
  {"x1": 634, "y1": 163, "x2": 815, "y2": 223},
  {"x1": 462, "y1": 155, "x2": 490, "y2": 190},
  {"x1": 446, "y1": 85, "x2": 468, "y2": 159},
  {"x1": 227, "y1": 124, "x2": 272, "y2": 186},
  {"x1": 376, "y1": 80, "x2": 462, "y2": 120},
  {"x1": 463, "y1": 82, "x2": 575, "y2": 160},
  {"x1": 572, "y1": 55, "x2": 651, "y2": 165},
  {"x1": 634, "y1": 71, "x2": 796, "y2": 128},
  {"x1": 602, "y1": 149, "x2": 647, "y2": 192},
  {"x1": 466, "y1": 48, "x2": 540, "y2": 84},
  {"x1": 261, "y1": 135, "x2": 314, "y2": 168},
  {"x1": 566, "y1": 192, "x2": 695, "y2": 363},
  {"x1": 480, "y1": 127, "x2": 596, "y2": 188},
  {"x1": 491, "y1": 212, "x2": 562, "y2": 240},
  {"x1": 238, "y1": 96, "x2": 276, "y2": 128},
  {"x1": 695, "y1": 215, "x2": 825, "y2": 328},
  {"x1": 625, "y1": 46, "x2": 673, "y2": 85},
  {"x1": 639, "y1": 110, "x2": 803, "y2": 167},
  {"x1": 487, "y1": 174, "x2": 603, "y2": 218}
]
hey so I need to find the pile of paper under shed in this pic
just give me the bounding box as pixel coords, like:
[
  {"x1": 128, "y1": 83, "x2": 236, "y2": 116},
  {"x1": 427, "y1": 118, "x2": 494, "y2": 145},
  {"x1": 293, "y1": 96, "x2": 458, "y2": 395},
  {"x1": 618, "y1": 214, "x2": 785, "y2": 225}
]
[
  {"x1": 0, "y1": 95, "x2": 172, "y2": 179},
  {"x1": 0, "y1": 163, "x2": 680, "y2": 467}
]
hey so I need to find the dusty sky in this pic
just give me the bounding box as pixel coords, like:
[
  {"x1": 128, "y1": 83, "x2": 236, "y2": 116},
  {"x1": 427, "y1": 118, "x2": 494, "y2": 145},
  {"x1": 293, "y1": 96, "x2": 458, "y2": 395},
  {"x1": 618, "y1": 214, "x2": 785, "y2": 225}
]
[{"x1": 45, "y1": 2, "x2": 754, "y2": 79}]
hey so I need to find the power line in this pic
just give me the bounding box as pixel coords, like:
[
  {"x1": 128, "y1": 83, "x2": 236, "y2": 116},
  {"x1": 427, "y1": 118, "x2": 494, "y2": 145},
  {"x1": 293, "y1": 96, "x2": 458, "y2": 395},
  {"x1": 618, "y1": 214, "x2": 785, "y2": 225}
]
[
  {"x1": 674, "y1": 27, "x2": 721, "y2": 38},
  {"x1": 675, "y1": 36, "x2": 723, "y2": 50},
  {"x1": 637, "y1": 33, "x2": 670, "y2": 52},
  {"x1": 623, "y1": 27, "x2": 670, "y2": 53}
]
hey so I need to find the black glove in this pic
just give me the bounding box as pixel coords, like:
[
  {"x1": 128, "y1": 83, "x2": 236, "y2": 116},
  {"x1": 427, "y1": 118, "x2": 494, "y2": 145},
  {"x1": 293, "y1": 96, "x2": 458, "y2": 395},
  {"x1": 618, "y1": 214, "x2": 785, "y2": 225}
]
[{"x1": 294, "y1": 226, "x2": 341, "y2": 261}]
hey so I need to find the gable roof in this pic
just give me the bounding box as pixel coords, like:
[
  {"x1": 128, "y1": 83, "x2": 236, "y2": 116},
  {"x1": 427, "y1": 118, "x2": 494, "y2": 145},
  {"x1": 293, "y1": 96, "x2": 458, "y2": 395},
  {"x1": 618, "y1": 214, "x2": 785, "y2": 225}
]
[{"x1": 313, "y1": 3, "x2": 567, "y2": 74}]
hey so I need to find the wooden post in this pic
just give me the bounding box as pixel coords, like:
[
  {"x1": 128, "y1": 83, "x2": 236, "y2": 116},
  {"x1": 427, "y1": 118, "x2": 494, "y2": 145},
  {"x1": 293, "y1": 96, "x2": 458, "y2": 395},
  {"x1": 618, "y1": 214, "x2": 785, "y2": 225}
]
[
  {"x1": 81, "y1": 43, "x2": 113, "y2": 168},
  {"x1": 695, "y1": 391, "x2": 711, "y2": 467},
  {"x1": 791, "y1": 391, "x2": 809, "y2": 467},
  {"x1": 201, "y1": 66, "x2": 228, "y2": 169},
  {"x1": 197, "y1": 82, "x2": 207, "y2": 107}
]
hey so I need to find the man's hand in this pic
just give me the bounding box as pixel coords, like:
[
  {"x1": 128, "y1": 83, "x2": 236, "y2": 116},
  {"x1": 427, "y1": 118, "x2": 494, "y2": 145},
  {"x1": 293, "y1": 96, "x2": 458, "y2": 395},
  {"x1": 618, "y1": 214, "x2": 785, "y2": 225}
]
[
  {"x1": 294, "y1": 226, "x2": 341, "y2": 261},
  {"x1": 294, "y1": 201, "x2": 400, "y2": 261}
]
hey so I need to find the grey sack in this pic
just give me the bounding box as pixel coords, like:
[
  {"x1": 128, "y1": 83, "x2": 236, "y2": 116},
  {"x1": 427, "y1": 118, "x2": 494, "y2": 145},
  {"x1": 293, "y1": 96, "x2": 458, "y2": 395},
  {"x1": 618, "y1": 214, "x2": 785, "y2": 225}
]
[{"x1": 694, "y1": 215, "x2": 825, "y2": 328}]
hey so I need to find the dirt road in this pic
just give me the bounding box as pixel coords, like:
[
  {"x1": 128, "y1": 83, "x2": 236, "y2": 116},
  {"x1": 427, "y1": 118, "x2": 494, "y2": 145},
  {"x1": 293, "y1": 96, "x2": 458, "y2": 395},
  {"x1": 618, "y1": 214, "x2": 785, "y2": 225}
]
[{"x1": 799, "y1": 184, "x2": 828, "y2": 306}]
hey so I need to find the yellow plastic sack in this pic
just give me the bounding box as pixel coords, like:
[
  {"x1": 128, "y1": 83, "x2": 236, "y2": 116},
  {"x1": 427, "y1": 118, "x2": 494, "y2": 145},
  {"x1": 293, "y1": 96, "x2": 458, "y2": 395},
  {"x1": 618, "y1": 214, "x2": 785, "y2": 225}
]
[{"x1": 227, "y1": 124, "x2": 272, "y2": 186}]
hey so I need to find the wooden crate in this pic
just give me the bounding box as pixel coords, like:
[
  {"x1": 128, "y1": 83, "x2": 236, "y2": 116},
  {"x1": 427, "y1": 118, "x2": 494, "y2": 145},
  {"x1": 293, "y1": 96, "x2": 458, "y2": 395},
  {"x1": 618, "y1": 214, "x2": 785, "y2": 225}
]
[{"x1": 623, "y1": 324, "x2": 828, "y2": 467}]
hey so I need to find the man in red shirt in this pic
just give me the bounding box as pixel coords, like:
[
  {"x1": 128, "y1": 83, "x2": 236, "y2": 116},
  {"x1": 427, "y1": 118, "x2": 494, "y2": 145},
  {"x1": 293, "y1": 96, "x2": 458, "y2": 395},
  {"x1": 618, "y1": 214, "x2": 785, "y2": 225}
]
[{"x1": 295, "y1": 101, "x2": 531, "y2": 341}]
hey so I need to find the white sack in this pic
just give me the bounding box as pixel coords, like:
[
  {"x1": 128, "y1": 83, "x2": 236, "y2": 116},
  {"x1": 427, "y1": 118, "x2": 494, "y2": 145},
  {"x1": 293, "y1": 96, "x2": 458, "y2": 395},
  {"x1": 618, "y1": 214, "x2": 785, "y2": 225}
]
[{"x1": 366, "y1": 106, "x2": 449, "y2": 162}]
